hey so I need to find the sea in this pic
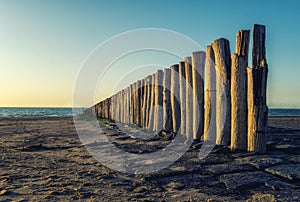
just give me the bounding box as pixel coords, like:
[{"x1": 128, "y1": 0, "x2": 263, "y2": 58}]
[
  {"x1": 0, "y1": 107, "x2": 85, "y2": 117},
  {"x1": 0, "y1": 107, "x2": 299, "y2": 117}
]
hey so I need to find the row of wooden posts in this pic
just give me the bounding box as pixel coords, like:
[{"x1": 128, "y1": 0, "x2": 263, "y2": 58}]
[{"x1": 93, "y1": 24, "x2": 268, "y2": 153}]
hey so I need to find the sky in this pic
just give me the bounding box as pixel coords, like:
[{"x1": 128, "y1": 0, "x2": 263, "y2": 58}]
[{"x1": 0, "y1": 0, "x2": 300, "y2": 108}]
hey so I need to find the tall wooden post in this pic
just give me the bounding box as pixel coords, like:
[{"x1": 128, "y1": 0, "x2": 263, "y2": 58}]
[
  {"x1": 117, "y1": 92, "x2": 120, "y2": 122},
  {"x1": 185, "y1": 57, "x2": 193, "y2": 139},
  {"x1": 121, "y1": 90, "x2": 124, "y2": 122},
  {"x1": 231, "y1": 30, "x2": 250, "y2": 151},
  {"x1": 212, "y1": 38, "x2": 231, "y2": 146},
  {"x1": 124, "y1": 87, "x2": 129, "y2": 123},
  {"x1": 95, "y1": 103, "x2": 100, "y2": 118},
  {"x1": 154, "y1": 70, "x2": 163, "y2": 133},
  {"x1": 204, "y1": 46, "x2": 216, "y2": 142},
  {"x1": 108, "y1": 98, "x2": 111, "y2": 119},
  {"x1": 170, "y1": 64, "x2": 180, "y2": 134},
  {"x1": 148, "y1": 74, "x2": 156, "y2": 131},
  {"x1": 135, "y1": 81, "x2": 141, "y2": 126},
  {"x1": 142, "y1": 78, "x2": 148, "y2": 128},
  {"x1": 163, "y1": 68, "x2": 172, "y2": 132},
  {"x1": 179, "y1": 61, "x2": 186, "y2": 136},
  {"x1": 119, "y1": 90, "x2": 123, "y2": 123},
  {"x1": 192, "y1": 51, "x2": 205, "y2": 140},
  {"x1": 110, "y1": 96, "x2": 114, "y2": 120},
  {"x1": 138, "y1": 79, "x2": 143, "y2": 127},
  {"x1": 130, "y1": 83, "x2": 135, "y2": 124},
  {"x1": 248, "y1": 24, "x2": 268, "y2": 153},
  {"x1": 123, "y1": 88, "x2": 127, "y2": 123},
  {"x1": 145, "y1": 75, "x2": 152, "y2": 128},
  {"x1": 113, "y1": 94, "x2": 117, "y2": 121}
]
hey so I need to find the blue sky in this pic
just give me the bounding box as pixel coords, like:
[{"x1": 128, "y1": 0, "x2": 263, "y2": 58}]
[{"x1": 0, "y1": 0, "x2": 299, "y2": 107}]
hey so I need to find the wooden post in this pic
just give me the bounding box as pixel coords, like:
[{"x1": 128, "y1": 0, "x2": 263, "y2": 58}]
[
  {"x1": 204, "y1": 46, "x2": 216, "y2": 142},
  {"x1": 140, "y1": 79, "x2": 144, "y2": 127},
  {"x1": 154, "y1": 70, "x2": 163, "y2": 133},
  {"x1": 103, "y1": 99, "x2": 107, "y2": 119},
  {"x1": 212, "y1": 38, "x2": 231, "y2": 146},
  {"x1": 170, "y1": 64, "x2": 180, "y2": 134},
  {"x1": 163, "y1": 68, "x2": 172, "y2": 132},
  {"x1": 107, "y1": 98, "x2": 111, "y2": 120},
  {"x1": 118, "y1": 92, "x2": 121, "y2": 122},
  {"x1": 130, "y1": 84, "x2": 135, "y2": 124},
  {"x1": 248, "y1": 24, "x2": 268, "y2": 153},
  {"x1": 133, "y1": 82, "x2": 137, "y2": 125},
  {"x1": 95, "y1": 103, "x2": 100, "y2": 118},
  {"x1": 185, "y1": 57, "x2": 193, "y2": 139},
  {"x1": 179, "y1": 61, "x2": 186, "y2": 136},
  {"x1": 192, "y1": 51, "x2": 205, "y2": 140},
  {"x1": 231, "y1": 30, "x2": 250, "y2": 151},
  {"x1": 148, "y1": 74, "x2": 156, "y2": 131},
  {"x1": 115, "y1": 93, "x2": 119, "y2": 122},
  {"x1": 126, "y1": 86, "x2": 131, "y2": 124},
  {"x1": 142, "y1": 78, "x2": 148, "y2": 128},
  {"x1": 120, "y1": 90, "x2": 124, "y2": 123},
  {"x1": 99, "y1": 102, "x2": 102, "y2": 118},
  {"x1": 109, "y1": 95, "x2": 114, "y2": 120},
  {"x1": 113, "y1": 94, "x2": 116, "y2": 121},
  {"x1": 110, "y1": 96, "x2": 113, "y2": 120},
  {"x1": 145, "y1": 75, "x2": 152, "y2": 128},
  {"x1": 123, "y1": 88, "x2": 126, "y2": 123},
  {"x1": 135, "y1": 81, "x2": 141, "y2": 126}
]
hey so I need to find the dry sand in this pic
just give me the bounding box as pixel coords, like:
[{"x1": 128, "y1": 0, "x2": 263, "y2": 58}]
[{"x1": 0, "y1": 116, "x2": 299, "y2": 201}]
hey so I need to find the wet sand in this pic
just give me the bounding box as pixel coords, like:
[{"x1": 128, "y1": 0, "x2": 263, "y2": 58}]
[{"x1": 0, "y1": 116, "x2": 299, "y2": 201}]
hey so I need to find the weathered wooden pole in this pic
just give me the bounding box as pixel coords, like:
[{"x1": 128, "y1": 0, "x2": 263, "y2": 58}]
[
  {"x1": 98, "y1": 101, "x2": 103, "y2": 118},
  {"x1": 179, "y1": 61, "x2": 186, "y2": 136},
  {"x1": 118, "y1": 91, "x2": 123, "y2": 123},
  {"x1": 115, "y1": 93, "x2": 119, "y2": 122},
  {"x1": 204, "y1": 46, "x2": 216, "y2": 141},
  {"x1": 109, "y1": 95, "x2": 114, "y2": 120},
  {"x1": 99, "y1": 102, "x2": 103, "y2": 118},
  {"x1": 130, "y1": 83, "x2": 135, "y2": 124},
  {"x1": 127, "y1": 86, "x2": 131, "y2": 124},
  {"x1": 192, "y1": 51, "x2": 205, "y2": 140},
  {"x1": 113, "y1": 94, "x2": 117, "y2": 121},
  {"x1": 148, "y1": 74, "x2": 156, "y2": 131},
  {"x1": 120, "y1": 90, "x2": 124, "y2": 123},
  {"x1": 103, "y1": 99, "x2": 107, "y2": 119},
  {"x1": 100, "y1": 101, "x2": 103, "y2": 118},
  {"x1": 154, "y1": 70, "x2": 164, "y2": 133},
  {"x1": 163, "y1": 68, "x2": 172, "y2": 132},
  {"x1": 133, "y1": 82, "x2": 138, "y2": 125},
  {"x1": 123, "y1": 88, "x2": 127, "y2": 123},
  {"x1": 212, "y1": 38, "x2": 231, "y2": 146},
  {"x1": 170, "y1": 64, "x2": 180, "y2": 134},
  {"x1": 185, "y1": 57, "x2": 193, "y2": 139},
  {"x1": 118, "y1": 92, "x2": 121, "y2": 122},
  {"x1": 248, "y1": 24, "x2": 268, "y2": 153},
  {"x1": 95, "y1": 103, "x2": 100, "y2": 118},
  {"x1": 230, "y1": 30, "x2": 250, "y2": 151},
  {"x1": 142, "y1": 78, "x2": 148, "y2": 128},
  {"x1": 133, "y1": 82, "x2": 137, "y2": 125},
  {"x1": 104, "y1": 99, "x2": 107, "y2": 119},
  {"x1": 109, "y1": 96, "x2": 112, "y2": 120},
  {"x1": 140, "y1": 79, "x2": 145, "y2": 127},
  {"x1": 145, "y1": 75, "x2": 152, "y2": 128},
  {"x1": 107, "y1": 98, "x2": 111, "y2": 120},
  {"x1": 103, "y1": 100, "x2": 106, "y2": 118},
  {"x1": 135, "y1": 81, "x2": 141, "y2": 126}
]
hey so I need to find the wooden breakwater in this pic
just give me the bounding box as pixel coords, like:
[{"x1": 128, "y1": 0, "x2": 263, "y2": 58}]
[{"x1": 89, "y1": 24, "x2": 268, "y2": 153}]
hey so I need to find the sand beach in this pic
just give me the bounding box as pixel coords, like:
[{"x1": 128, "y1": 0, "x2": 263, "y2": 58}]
[{"x1": 0, "y1": 116, "x2": 299, "y2": 201}]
